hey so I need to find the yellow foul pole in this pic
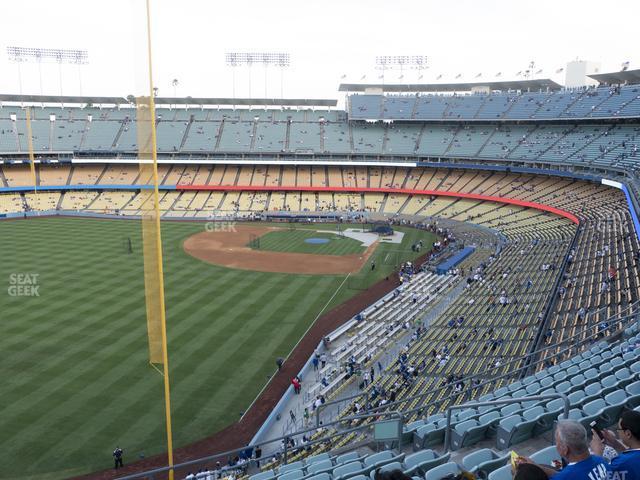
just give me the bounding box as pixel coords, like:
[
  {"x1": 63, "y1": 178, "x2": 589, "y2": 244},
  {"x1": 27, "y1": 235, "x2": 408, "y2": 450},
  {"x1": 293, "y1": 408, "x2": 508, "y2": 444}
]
[{"x1": 143, "y1": 0, "x2": 175, "y2": 477}]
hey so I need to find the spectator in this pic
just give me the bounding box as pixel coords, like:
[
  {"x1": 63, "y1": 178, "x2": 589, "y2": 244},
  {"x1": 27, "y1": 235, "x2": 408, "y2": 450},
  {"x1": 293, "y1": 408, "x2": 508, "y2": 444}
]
[
  {"x1": 373, "y1": 469, "x2": 413, "y2": 480},
  {"x1": 520, "y1": 420, "x2": 608, "y2": 480},
  {"x1": 590, "y1": 410, "x2": 640, "y2": 480},
  {"x1": 513, "y1": 464, "x2": 549, "y2": 480},
  {"x1": 254, "y1": 445, "x2": 262, "y2": 468},
  {"x1": 113, "y1": 446, "x2": 124, "y2": 470},
  {"x1": 292, "y1": 376, "x2": 302, "y2": 394}
]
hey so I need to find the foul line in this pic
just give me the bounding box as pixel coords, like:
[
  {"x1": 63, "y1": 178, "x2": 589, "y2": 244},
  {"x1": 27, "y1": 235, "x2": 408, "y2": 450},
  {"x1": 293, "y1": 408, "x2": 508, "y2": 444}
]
[{"x1": 239, "y1": 272, "x2": 351, "y2": 421}]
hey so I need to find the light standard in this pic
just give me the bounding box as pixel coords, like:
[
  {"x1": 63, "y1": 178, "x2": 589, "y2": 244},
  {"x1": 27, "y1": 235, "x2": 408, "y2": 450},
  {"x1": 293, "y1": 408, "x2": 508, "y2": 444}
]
[
  {"x1": 6, "y1": 46, "x2": 89, "y2": 97},
  {"x1": 225, "y1": 52, "x2": 290, "y2": 99},
  {"x1": 376, "y1": 55, "x2": 428, "y2": 84}
]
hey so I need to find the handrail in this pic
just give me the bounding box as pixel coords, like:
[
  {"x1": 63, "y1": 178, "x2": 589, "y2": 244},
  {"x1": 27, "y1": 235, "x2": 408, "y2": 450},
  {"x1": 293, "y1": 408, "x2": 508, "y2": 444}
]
[
  {"x1": 322, "y1": 299, "x2": 639, "y2": 423},
  {"x1": 114, "y1": 299, "x2": 639, "y2": 479},
  {"x1": 114, "y1": 411, "x2": 404, "y2": 480},
  {"x1": 443, "y1": 393, "x2": 570, "y2": 452},
  {"x1": 523, "y1": 219, "x2": 582, "y2": 379}
]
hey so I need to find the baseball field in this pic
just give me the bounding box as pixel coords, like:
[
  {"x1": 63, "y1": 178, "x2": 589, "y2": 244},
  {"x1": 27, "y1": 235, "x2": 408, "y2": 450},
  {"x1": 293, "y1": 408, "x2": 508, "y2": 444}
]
[{"x1": 0, "y1": 217, "x2": 435, "y2": 479}]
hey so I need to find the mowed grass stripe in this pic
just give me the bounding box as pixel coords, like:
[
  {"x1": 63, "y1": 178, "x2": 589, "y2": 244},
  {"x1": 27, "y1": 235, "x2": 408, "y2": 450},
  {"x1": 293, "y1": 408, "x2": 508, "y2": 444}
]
[
  {"x1": 0, "y1": 218, "x2": 436, "y2": 478},
  {"x1": 171, "y1": 275, "x2": 325, "y2": 433},
  {"x1": 255, "y1": 229, "x2": 365, "y2": 255}
]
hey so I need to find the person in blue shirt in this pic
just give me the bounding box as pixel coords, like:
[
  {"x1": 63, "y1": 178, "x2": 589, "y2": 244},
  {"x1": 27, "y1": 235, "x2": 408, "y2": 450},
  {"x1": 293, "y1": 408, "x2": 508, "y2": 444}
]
[
  {"x1": 520, "y1": 420, "x2": 609, "y2": 480},
  {"x1": 591, "y1": 410, "x2": 640, "y2": 480}
]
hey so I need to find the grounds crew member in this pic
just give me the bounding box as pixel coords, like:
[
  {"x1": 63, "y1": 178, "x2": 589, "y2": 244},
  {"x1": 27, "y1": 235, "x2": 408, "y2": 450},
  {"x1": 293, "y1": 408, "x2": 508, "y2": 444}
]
[{"x1": 113, "y1": 446, "x2": 124, "y2": 469}]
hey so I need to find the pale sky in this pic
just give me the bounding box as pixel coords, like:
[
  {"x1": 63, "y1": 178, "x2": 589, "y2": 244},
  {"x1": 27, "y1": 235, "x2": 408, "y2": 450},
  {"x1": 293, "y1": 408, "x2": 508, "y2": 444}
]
[{"x1": 1, "y1": 0, "x2": 639, "y2": 104}]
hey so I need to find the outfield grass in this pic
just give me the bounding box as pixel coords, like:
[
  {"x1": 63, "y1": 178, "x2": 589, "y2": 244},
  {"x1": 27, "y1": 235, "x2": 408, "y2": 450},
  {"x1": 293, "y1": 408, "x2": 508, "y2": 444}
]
[
  {"x1": 253, "y1": 229, "x2": 366, "y2": 255},
  {"x1": 0, "y1": 218, "x2": 435, "y2": 479}
]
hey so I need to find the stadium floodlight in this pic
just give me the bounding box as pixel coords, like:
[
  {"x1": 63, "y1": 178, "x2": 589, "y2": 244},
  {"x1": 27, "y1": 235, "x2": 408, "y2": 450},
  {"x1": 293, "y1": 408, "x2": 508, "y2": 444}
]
[
  {"x1": 375, "y1": 55, "x2": 428, "y2": 83},
  {"x1": 375, "y1": 55, "x2": 428, "y2": 68},
  {"x1": 7, "y1": 46, "x2": 88, "y2": 64},
  {"x1": 225, "y1": 52, "x2": 290, "y2": 67},
  {"x1": 7, "y1": 46, "x2": 89, "y2": 97},
  {"x1": 225, "y1": 52, "x2": 291, "y2": 99}
]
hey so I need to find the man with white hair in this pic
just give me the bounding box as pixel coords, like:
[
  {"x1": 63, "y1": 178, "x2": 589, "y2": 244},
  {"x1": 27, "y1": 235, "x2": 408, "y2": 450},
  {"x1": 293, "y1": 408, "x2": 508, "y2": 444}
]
[{"x1": 521, "y1": 420, "x2": 609, "y2": 479}]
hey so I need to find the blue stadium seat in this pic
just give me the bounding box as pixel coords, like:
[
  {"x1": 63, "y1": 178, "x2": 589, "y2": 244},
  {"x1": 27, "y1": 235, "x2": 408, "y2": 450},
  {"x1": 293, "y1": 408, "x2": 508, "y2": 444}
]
[
  {"x1": 451, "y1": 419, "x2": 490, "y2": 450},
  {"x1": 496, "y1": 414, "x2": 537, "y2": 449},
  {"x1": 461, "y1": 449, "x2": 509, "y2": 479},
  {"x1": 625, "y1": 380, "x2": 640, "y2": 408},
  {"x1": 251, "y1": 470, "x2": 276, "y2": 480},
  {"x1": 424, "y1": 462, "x2": 462, "y2": 480},
  {"x1": 402, "y1": 450, "x2": 450, "y2": 476},
  {"x1": 488, "y1": 465, "x2": 512, "y2": 480},
  {"x1": 530, "y1": 445, "x2": 561, "y2": 466}
]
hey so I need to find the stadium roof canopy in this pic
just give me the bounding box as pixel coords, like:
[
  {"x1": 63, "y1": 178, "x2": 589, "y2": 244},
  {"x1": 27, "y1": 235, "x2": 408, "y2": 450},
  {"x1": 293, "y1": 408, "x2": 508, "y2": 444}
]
[
  {"x1": 0, "y1": 94, "x2": 337, "y2": 107},
  {"x1": 588, "y1": 69, "x2": 640, "y2": 86},
  {"x1": 339, "y1": 78, "x2": 563, "y2": 93}
]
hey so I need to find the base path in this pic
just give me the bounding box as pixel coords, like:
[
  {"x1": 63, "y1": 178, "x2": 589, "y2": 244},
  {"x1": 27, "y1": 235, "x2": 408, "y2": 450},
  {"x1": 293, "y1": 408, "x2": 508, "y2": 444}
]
[{"x1": 183, "y1": 225, "x2": 377, "y2": 274}]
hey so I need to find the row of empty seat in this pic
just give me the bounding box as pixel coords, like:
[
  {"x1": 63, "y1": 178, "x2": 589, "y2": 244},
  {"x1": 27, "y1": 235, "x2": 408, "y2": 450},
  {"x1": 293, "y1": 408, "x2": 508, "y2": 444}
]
[{"x1": 349, "y1": 85, "x2": 640, "y2": 121}]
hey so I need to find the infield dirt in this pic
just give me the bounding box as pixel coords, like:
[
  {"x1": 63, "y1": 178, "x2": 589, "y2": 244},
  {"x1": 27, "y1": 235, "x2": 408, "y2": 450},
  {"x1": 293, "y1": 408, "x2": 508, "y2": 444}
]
[{"x1": 183, "y1": 225, "x2": 377, "y2": 274}]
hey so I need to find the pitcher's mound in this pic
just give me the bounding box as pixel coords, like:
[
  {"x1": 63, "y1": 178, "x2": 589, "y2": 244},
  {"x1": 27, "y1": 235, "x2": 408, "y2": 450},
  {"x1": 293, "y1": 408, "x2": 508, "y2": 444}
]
[{"x1": 183, "y1": 225, "x2": 377, "y2": 274}]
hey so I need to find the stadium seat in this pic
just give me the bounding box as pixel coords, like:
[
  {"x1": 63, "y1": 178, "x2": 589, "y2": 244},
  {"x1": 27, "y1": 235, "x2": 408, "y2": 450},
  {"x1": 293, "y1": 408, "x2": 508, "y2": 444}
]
[
  {"x1": 363, "y1": 451, "x2": 404, "y2": 470},
  {"x1": 450, "y1": 419, "x2": 489, "y2": 450},
  {"x1": 614, "y1": 368, "x2": 633, "y2": 388},
  {"x1": 280, "y1": 462, "x2": 304, "y2": 475},
  {"x1": 413, "y1": 423, "x2": 446, "y2": 450},
  {"x1": 370, "y1": 462, "x2": 403, "y2": 479},
  {"x1": 332, "y1": 461, "x2": 365, "y2": 480},
  {"x1": 402, "y1": 420, "x2": 426, "y2": 443},
  {"x1": 568, "y1": 390, "x2": 587, "y2": 408},
  {"x1": 461, "y1": 449, "x2": 509, "y2": 479},
  {"x1": 531, "y1": 446, "x2": 561, "y2": 465},
  {"x1": 279, "y1": 470, "x2": 304, "y2": 480},
  {"x1": 625, "y1": 380, "x2": 640, "y2": 408},
  {"x1": 424, "y1": 462, "x2": 462, "y2": 480},
  {"x1": 335, "y1": 453, "x2": 362, "y2": 466},
  {"x1": 307, "y1": 474, "x2": 331, "y2": 480},
  {"x1": 522, "y1": 405, "x2": 555, "y2": 435},
  {"x1": 307, "y1": 460, "x2": 334, "y2": 475},
  {"x1": 496, "y1": 415, "x2": 536, "y2": 449},
  {"x1": 478, "y1": 411, "x2": 501, "y2": 438},
  {"x1": 602, "y1": 390, "x2": 629, "y2": 425},
  {"x1": 487, "y1": 465, "x2": 512, "y2": 480},
  {"x1": 600, "y1": 375, "x2": 621, "y2": 396},
  {"x1": 251, "y1": 470, "x2": 276, "y2": 480},
  {"x1": 402, "y1": 450, "x2": 450, "y2": 476},
  {"x1": 306, "y1": 454, "x2": 331, "y2": 466}
]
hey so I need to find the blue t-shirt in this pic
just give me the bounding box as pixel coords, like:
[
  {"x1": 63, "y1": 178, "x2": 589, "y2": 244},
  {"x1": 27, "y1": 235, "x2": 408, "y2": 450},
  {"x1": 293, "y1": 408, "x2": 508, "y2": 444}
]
[
  {"x1": 553, "y1": 455, "x2": 609, "y2": 480},
  {"x1": 609, "y1": 450, "x2": 640, "y2": 480}
]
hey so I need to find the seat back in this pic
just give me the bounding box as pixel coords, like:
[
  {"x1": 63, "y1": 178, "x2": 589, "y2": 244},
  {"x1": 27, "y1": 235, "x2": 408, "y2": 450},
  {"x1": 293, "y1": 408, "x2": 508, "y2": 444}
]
[
  {"x1": 488, "y1": 465, "x2": 512, "y2": 480},
  {"x1": 333, "y1": 462, "x2": 362, "y2": 478},
  {"x1": 306, "y1": 453, "x2": 331, "y2": 466},
  {"x1": 307, "y1": 460, "x2": 333, "y2": 475},
  {"x1": 500, "y1": 403, "x2": 520, "y2": 416},
  {"x1": 404, "y1": 450, "x2": 436, "y2": 469},
  {"x1": 522, "y1": 406, "x2": 545, "y2": 421},
  {"x1": 250, "y1": 470, "x2": 275, "y2": 480},
  {"x1": 364, "y1": 451, "x2": 393, "y2": 467},
  {"x1": 583, "y1": 399, "x2": 606, "y2": 415},
  {"x1": 336, "y1": 452, "x2": 360, "y2": 465},
  {"x1": 279, "y1": 462, "x2": 304, "y2": 475},
  {"x1": 424, "y1": 462, "x2": 461, "y2": 480},
  {"x1": 279, "y1": 470, "x2": 304, "y2": 480},
  {"x1": 461, "y1": 449, "x2": 494, "y2": 471},
  {"x1": 531, "y1": 446, "x2": 561, "y2": 465}
]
